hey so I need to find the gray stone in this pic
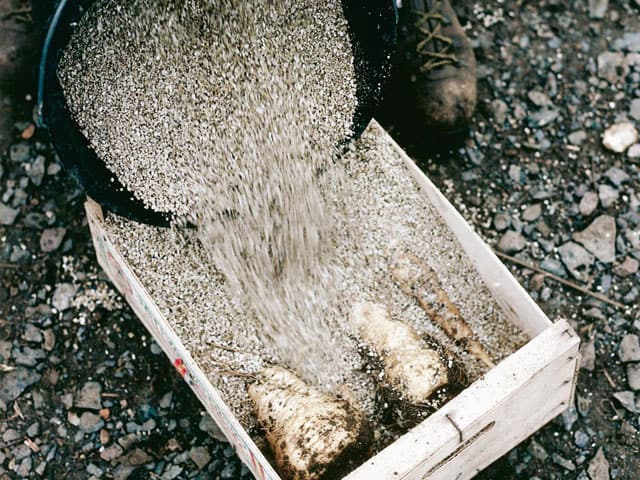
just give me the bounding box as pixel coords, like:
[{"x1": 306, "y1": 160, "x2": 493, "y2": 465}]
[
  {"x1": 0, "y1": 367, "x2": 41, "y2": 402},
  {"x1": 23, "y1": 323, "x2": 43, "y2": 343},
  {"x1": 568, "y1": 130, "x2": 588, "y2": 146},
  {"x1": 100, "y1": 443, "x2": 124, "y2": 461},
  {"x1": 602, "y1": 122, "x2": 638, "y2": 152},
  {"x1": 589, "y1": 0, "x2": 608, "y2": 18},
  {"x1": 198, "y1": 414, "x2": 227, "y2": 442},
  {"x1": 12, "y1": 346, "x2": 46, "y2": 367},
  {"x1": 113, "y1": 465, "x2": 136, "y2": 480},
  {"x1": 619, "y1": 334, "x2": 640, "y2": 362},
  {"x1": 159, "y1": 392, "x2": 173, "y2": 409},
  {"x1": 27, "y1": 156, "x2": 46, "y2": 187},
  {"x1": 43, "y1": 329, "x2": 56, "y2": 351},
  {"x1": 522, "y1": 204, "x2": 542, "y2": 222},
  {"x1": 188, "y1": 446, "x2": 211, "y2": 469},
  {"x1": 552, "y1": 452, "x2": 576, "y2": 471},
  {"x1": 220, "y1": 463, "x2": 238, "y2": 479},
  {"x1": 597, "y1": 52, "x2": 626, "y2": 83},
  {"x1": 627, "y1": 230, "x2": 640, "y2": 250},
  {"x1": 26, "y1": 421, "x2": 40, "y2": 438},
  {"x1": 558, "y1": 242, "x2": 594, "y2": 281},
  {"x1": 528, "y1": 439, "x2": 548, "y2": 461},
  {"x1": 508, "y1": 165, "x2": 522, "y2": 183},
  {"x1": 617, "y1": 32, "x2": 640, "y2": 52},
  {"x1": 3, "y1": 428, "x2": 20, "y2": 442},
  {"x1": 9, "y1": 142, "x2": 30, "y2": 163},
  {"x1": 631, "y1": 98, "x2": 640, "y2": 121},
  {"x1": 540, "y1": 257, "x2": 566, "y2": 277},
  {"x1": 0, "y1": 202, "x2": 19, "y2": 225},
  {"x1": 497, "y1": 230, "x2": 526, "y2": 254},
  {"x1": 0, "y1": 340, "x2": 10, "y2": 361},
  {"x1": 47, "y1": 162, "x2": 62, "y2": 176},
  {"x1": 16, "y1": 456, "x2": 32, "y2": 477},
  {"x1": 598, "y1": 184, "x2": 618, "y2": 208},
  {"x1": 87, "y1": 464, "x2": 104, "y2": 478},
  {"x1": 529, "y1": 108, "x2": 559, "y2": 127},
  {"x1": 613, "y1": 391, "x2": 637, "y2": 412},
  {"x1": 78, "y1": 412, "x2": 104, "y2": 433},
  {"x1": 574, "y1": 430, "x2": 590, "y2": 448},
  {"x1": 573, "y1": 215, "x2": 616, "y2": 263},
  {"x1": 579, "y1": 340, "x2": 596, "y2": 371},
  {"x1": 579, "y1": 191, "x2": 598, "y2": 216},
  {"x1": 527, "y1": 90, "x2": 551, "y2": 107},
  {"x1": 120, "y1": 448, "x2": 152, "y2": 466},
  {"x1": 561, "y1": 403, "x2": 578, "y2": 431},
  {"x1": 614, "y1": 256, "x2": 638, "y2": 277},
  {"x1": 40, "y1": 228, "x2": 67, "y2": 253},
  {"x1": 162, "y1": 465, "x2": 183, "y2": 480},
  {"x1": 604, "y1": 167, "x2": 630, "y2": 187},
  {"x1": 493, "y1": 213, "x2": 510, "y2": 231},
  {"x1": 491, "y1": 99, "x2": 508, "y2": 124},
  {"x1": 627, "y1": 364, "x2": 640, "y2": 390},
  {"x1": 628, "y1": 143, "x2": 640, "y2": 158},
  {"x1": 587, "y1": 447, "x2": 610, "y2": 480},
  {"x1": 51, "y1": 283, "x2": 78, "y2": 311},
  {"x1": 76, "y1": 381, "x2": 102, "y2": 410}
]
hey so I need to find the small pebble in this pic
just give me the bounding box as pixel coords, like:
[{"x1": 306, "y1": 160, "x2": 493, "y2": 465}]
[
  {"x1": 522, "y1": 204, "x2": 542, "y2": 222},
  {"x1": 627, "y1": 364, "x2": 640, "y2": 390},
  {"x1": 76, "y1": 381, "x2": 102, "y2": 410},
  {"x1": 78, "y1": 412, "x2": 104, "y2": 433},
  {"x1": 614, "y1": 256, "x2": 638, "y2": 277},
  {"x1": 51, "y1": 283, "x2": 78, "y2": 311},
  {"x1": 630, "y1": 98, "x2": 640, "y2": 121},
  {"x1": 619, "y1": 334, "x2": 640, "y2": 362},
  {"x1": 579, "y1": 340, "x2": 596, "y2": 371},
  {"x1": 558, "y1": 242, "x2": 594, "y2": 281},
  {"x1": 579, "y1": 192, "x2": 599, "y2": 216},
  {"x1": 587, "y1": 447, "x2": 610, "y2": 480},
  {"x1": 602, "y1": 122, "x2": 639, "y2": 153},
  {"x1": 598, "y1": 184, "x2": 618, "y2": 208},
  {"x1": 0, "y1": 203, "x2": 19, "y2": 226},
  {"x1": 589, "y1": 0, "x2": 608, "y2": 19},
  {"x1": 497, "y1": 230, "x2": 526, "y2": 253},
  {"x1": 40, "y1": 227, "x2": 67, "y2": 253},
  {"x1": 612, "y1": 391, "x2": 637, "y2": 413},
  {"x1": 552, "y1": 452, "x2": 576, "y2": 471},
  {"x1": 573, "y1": 215, "x2": 616, "y2": 263},
  {"x1": 568, "y1": 130, "x2": 587, "y2": 146},
  {"x1": 574, "y1": 430, "x2": 590, "y2": 449}
]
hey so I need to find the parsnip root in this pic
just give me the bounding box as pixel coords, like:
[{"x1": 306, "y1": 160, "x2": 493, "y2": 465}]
[
  {"x1": 390, "y1": 247, "x2": 496, "y2": 369},
  {"x1": 248, "y1": 366, "x2": 365, "y2": 480},
  {"x1": 350, "y1": 302, "x2": 453, "y2": 407}
]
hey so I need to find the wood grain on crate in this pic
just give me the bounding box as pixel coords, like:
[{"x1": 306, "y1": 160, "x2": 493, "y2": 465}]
[{"x1": 84, "y1": 122, "x2": 580, "y2": 480}]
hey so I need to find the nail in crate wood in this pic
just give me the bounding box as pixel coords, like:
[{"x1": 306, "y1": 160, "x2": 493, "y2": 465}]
[{"x1": 84, "y1": 121, "x2": 580, "y2": 480}]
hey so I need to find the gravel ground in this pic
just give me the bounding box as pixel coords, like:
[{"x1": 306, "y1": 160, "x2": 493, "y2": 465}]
[{"x1": 1, "y1": 0, "x2": 640, "y2": 479}]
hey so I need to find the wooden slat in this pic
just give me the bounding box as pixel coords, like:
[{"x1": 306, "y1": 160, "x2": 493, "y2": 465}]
[
  {"x1": 85, "y1": 199, "x2": 282, "y2": 480},
  {"x1": 344, "y1": 319, "x2": 579, "y2": 480}
]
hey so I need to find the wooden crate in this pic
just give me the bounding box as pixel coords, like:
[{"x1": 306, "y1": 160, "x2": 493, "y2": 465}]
[{"x1": 84, "y1": 122, "x2": 580, "y2": 480}]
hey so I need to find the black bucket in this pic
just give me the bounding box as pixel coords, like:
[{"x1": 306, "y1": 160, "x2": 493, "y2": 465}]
[{"x1": 33, "y1": 0, "x2": 397, "y2": 226}]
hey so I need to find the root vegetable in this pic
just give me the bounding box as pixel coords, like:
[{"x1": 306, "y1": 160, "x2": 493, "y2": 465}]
[
  {"x1": 248, "y1": 366, "x2": 365, "y2": 480},
  {"x1": 350, "y1": 302, "x2": 454, "y2": 407},
  {"x1": 390, "y1": 247, "x2": 496, "y2": 368}
]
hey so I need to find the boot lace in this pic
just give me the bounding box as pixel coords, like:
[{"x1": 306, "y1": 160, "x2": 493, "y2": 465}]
[{"x1": 411, "y1": 2, "x2": 458, "y2": 72}]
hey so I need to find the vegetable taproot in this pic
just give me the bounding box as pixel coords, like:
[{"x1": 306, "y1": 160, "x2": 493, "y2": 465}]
[
  {"x1": 248, "y1": 366, "x2": 365, "y2": 480},
  {"x1": 390, "y1": 247, "x2": 496, "y2": 368}
]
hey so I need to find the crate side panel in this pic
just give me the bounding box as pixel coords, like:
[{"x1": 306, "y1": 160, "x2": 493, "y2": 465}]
[
  {"x1": 378, "y1": 127, "x2": 550, "y2": 339},
  {"x1": 413, "y1": 343, "x2": 579, "y2": 480},
  {"x1": 344, "y1": 320, "x2": 579, "y2": 480},
  {"x1": 85, "y1": 201, "x2": 281, "y2": 480}
]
